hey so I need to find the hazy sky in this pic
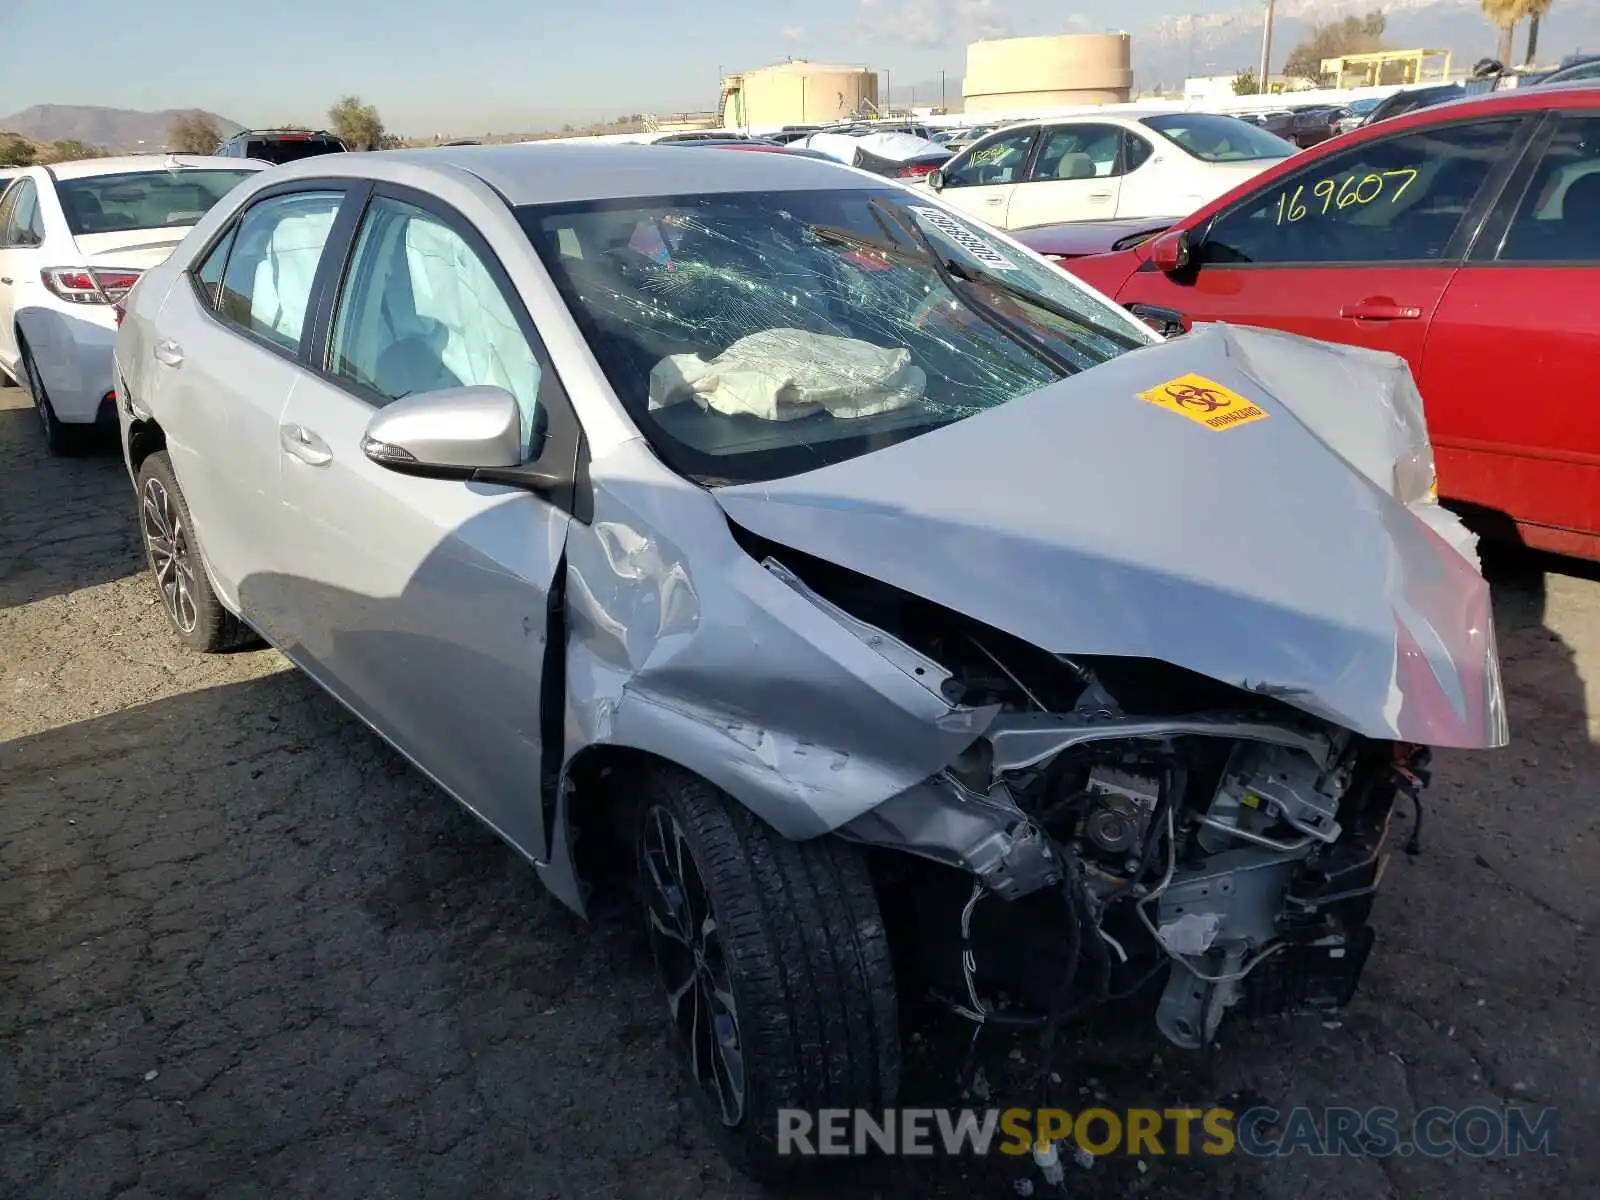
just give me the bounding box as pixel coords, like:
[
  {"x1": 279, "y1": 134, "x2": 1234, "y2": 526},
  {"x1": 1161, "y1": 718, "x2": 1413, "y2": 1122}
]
[{"x1": 0, "y1": 0, "x2": 1225, "y2": 134}]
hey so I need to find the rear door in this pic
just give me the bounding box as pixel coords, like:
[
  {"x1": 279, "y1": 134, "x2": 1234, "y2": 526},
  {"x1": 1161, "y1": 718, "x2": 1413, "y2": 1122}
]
[
  {"x1": 0, "y1": 178, "x2": 45, "y2": 371},
  {"x1": 268, "y1": 186, "x2": 577, "y2": 859},
  {"x1": 148, "y1": 182, "x2": 355, "y2": 623},
  {"x1": 1113, "y1": 116, "x2": 1531, "y2": 376},
  {"x1": 1004, "y1": 123, "x2": 1124, "y2": 229},
  {"x1": 933, "y1": 126, "x2": 1039, "y2": 228},
  {"x1": 1421, "y1": 109, "x2": 1600, "y2": 552}
]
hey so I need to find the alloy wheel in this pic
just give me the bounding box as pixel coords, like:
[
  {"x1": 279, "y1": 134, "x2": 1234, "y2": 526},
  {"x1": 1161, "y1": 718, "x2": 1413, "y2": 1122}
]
[
  {"x1": 141, "y1": 476, "x2": 199, "y2": 634},
  {"x1": 641, "y1": 804, "x2": 747, "y2": 1127}
]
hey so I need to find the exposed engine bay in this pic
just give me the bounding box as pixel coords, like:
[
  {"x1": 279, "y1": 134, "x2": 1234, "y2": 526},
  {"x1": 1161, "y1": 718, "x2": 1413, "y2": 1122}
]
[{"x1": 754, "y1": 536, "x2": 1431, "y2": 1050}]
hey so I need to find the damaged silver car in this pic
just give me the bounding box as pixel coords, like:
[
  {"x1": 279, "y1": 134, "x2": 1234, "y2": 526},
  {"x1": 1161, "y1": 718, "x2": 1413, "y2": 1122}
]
[{"x1": 113, "y1": 144, "x2": 1506, "y2": 1171}]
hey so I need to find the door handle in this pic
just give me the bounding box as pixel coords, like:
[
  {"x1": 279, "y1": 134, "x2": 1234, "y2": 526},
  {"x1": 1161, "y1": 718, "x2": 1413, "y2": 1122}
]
[
  {"x1": 279, "y1": 423, "x2": 333, "y2": 466},
  {"x1": 1339, "y1": 298, "x2": 1422, "y2": 321},
  {"x1": 153, "y1": 339, "x2": 184, "y2": 367},
  {"x1": 983, "y1": 196, "x2": 1005, "y2": 205},
  {"x1": 0, "y1": 277, "x2": 11, "y2": 285},
  {"x1": 1090, "y1": 191, "x2": 1113, "y2": 200}
]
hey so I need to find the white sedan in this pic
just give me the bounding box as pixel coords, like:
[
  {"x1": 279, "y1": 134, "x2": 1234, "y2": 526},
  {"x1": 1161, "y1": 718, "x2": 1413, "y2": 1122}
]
[
  {"x1": 926, "y1": 111, "x2": 1295, "y2": 229},
  {"x1": 0, "y1": 155, "x2": 263, "y2": 451}
]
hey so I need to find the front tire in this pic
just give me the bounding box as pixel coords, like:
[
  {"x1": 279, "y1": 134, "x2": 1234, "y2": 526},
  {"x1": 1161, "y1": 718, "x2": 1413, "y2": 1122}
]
[
  {"x1": 637, "y1": 767, "x2": 900, "y2": 1177},
  {"x1": 135, "y1": 452, "x2": 256, "y2": 653}
]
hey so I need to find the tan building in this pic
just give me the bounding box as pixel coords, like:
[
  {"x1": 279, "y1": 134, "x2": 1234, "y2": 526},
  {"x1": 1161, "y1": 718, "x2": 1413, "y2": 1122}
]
[
  {"x1": 963, "y1": 33, "x2": 1133, "y2": 112},
  {"x1": 720, "y1": 60, "x2": 878, "y2": 128}
]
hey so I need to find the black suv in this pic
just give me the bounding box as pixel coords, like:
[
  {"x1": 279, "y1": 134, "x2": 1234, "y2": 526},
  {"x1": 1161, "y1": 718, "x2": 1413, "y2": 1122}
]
[{"x1": 214, "y1": 129, "x2": 348, "y2": 164}]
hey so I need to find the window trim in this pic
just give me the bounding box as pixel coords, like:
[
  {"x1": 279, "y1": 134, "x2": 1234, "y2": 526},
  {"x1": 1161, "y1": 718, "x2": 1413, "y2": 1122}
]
[
  {"x1": 1175, "y1": 113, "x2": 1540, "y2": 272},
  {"x1": 184, "y1": 177, "x2": 367, "y2": 369},
  {"x1": 306, "y1": 181, "x2": 591, "y2": 521}
]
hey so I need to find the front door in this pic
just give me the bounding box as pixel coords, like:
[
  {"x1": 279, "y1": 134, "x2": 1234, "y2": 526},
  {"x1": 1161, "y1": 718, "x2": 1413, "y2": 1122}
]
[
  {"x1": 934, "y1": 126, "x2": 1039, "y2": 228},
  {"x1": 1422, "y1": 110, "x2": 1600, "y2": 551},
  {"x1": 1004, "y1": 123, "x2": 1124, "y2": 230},
  {"x1": 149, "y1": 186, "x2": 352, "y2": 620},
  {"x1": 270, "y1": 189, "x2": 572, "y2": 858},
  {"x1": 1115, "y1": 117, "x2": 1529, "y2": 379}
]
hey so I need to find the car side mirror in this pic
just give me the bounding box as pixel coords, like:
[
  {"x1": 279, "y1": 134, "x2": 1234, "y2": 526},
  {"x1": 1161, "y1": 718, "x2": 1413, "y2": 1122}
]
[
  {"x1": 1149, "y1": 229, "x2": 1192, "y2": 274},
  {"x1": 927, "y1": 167, "x2": 946, "y2": 191},
  {"x1": 361, "y1": 386, "x2": 523, "y2": 479}
]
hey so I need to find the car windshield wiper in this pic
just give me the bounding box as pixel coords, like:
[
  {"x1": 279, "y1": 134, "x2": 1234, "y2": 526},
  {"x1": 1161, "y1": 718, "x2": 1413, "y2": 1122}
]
[
  {"x1": 871, "y1": 197, "x2": 1146, "y2": 360},
  {"x1": 865, "y1": 197, "x2": 1078, "y2": 376}
]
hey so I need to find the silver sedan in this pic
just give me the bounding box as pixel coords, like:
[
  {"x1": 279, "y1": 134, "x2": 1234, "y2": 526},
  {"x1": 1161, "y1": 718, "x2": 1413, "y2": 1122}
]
[{"x1": 113, "y1": 144, "x2": 1506, "y2": 1171}]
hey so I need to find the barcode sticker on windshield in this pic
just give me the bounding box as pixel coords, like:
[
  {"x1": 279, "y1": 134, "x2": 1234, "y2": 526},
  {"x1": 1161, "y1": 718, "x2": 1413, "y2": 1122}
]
[{"x1": 908, "y1": 206, "x2": 1019, "y2": 271}]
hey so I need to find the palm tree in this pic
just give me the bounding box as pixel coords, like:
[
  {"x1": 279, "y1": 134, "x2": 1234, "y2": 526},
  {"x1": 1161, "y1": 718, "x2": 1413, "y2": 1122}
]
[
  {"x1": 1524, "y1": 0, "x2": 1552, "y2": 65},
  {"x1": 1482, "y1": 0, "x2": 1524, "y2": 65}
]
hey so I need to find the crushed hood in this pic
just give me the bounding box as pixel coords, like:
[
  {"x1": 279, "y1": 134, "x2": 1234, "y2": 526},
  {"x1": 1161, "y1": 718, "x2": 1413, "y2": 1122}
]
[{"x1": 714, "y1": 324, "x2": 1507, "y2": 749}]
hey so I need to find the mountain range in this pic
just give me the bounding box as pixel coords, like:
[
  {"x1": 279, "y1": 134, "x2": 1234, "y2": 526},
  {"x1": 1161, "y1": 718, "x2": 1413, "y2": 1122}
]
[{"x1": 0, "y1": 105, "x2": 243, "y2": 150}]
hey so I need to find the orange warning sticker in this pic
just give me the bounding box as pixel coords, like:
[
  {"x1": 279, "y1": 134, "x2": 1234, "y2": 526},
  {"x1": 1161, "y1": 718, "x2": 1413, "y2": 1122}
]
[{"x1": 1136, "y1": 373, "x2": 1271, "y2": 431}]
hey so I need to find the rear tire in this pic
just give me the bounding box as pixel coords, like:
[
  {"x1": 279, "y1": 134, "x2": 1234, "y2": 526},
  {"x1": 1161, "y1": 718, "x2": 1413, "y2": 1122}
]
[
  {"x1": 637, "y1": 766, "x2": 900, "y2": 1177},
  {"x1": 20, "y1": 339, "x2": 82, "y2": 456},
  {"x1": 135, "y1": 451, "x2": 257, "y2": 653}
]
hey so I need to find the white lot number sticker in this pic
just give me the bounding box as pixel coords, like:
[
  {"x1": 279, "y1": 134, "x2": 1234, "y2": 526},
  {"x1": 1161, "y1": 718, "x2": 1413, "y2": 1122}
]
[{"x1": 909, "y1": 206, "x2": 1019, "y2": 271}]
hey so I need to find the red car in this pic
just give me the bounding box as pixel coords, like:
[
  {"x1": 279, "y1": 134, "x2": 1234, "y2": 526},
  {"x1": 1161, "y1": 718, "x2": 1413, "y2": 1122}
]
[
  {"x1": 1069, "y1": 84, "x2": 1600, "y2": 560},
  {"x1": 1010, "y1": 216, "x2": 1179, "y2": 262}
]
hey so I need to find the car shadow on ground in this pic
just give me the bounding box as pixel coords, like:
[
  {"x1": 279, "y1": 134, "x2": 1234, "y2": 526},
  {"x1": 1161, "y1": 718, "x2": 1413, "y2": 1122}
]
[
  {"x1": 0, "y1": 397, "x2": 141, "y2": 610},
  {"x1": 1, "y1": 546, "x2": 1595, "y2": 1199}
]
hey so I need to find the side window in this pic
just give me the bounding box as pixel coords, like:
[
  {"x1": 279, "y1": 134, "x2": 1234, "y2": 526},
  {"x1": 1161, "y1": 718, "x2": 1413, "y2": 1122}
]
[
  {"x1": 217, "y1": 190, "x2": 343, "y2": 352},
  {"x1": 1202, "y1": 119, "x2": 1519, "y2": 266},
  {"x1": 1122, "y1": 131, "x2": 1154, "y2": 173},
  {"x1": 329, "y1": 196, "x2": 543, "y2": 453},
  {"x1": 1029, "y1": 124, "x2": 1123, "y2": 182},
  {"x1": 2, "y1": 181, "x2": 42, "y2": 248},
  {"x1": 0, "y1": 183, "x2": 21, "y2": 248},
  {"x1": 1497, "y1": 114, "x2": 1600, "y2": 263},
  {"x1": 944, "y1": 128, "x2": 1037, "y2": 187},
  {"x1": 192, "y1": 223, "x2": 239, "y2": 308}
]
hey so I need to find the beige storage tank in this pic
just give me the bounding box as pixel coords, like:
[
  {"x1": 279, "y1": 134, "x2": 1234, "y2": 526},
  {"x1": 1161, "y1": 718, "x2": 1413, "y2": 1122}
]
[
  {"x1": 963, "y1": 33, "x2": 1133, "y2": 112},
  {"x1": 721, "y1": 61, "x2": 879, "y2": 128}
]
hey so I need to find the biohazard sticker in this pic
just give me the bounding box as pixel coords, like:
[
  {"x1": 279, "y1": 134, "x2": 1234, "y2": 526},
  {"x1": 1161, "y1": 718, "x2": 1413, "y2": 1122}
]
[
  {"x1": 908, "y1": 206, "x2": 1019, "y2": 271},
  {"x1": 1136, "y1": 373, "x2": 1270, "y2": 431}
]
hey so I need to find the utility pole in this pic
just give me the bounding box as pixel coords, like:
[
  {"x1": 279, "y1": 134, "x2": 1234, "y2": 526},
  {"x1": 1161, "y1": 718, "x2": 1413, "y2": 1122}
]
[
  {"x1": 885, "y1": 69, "x2": 892, "y2": 116},
  {"x1": 941, "y1": 69, "x2": 947, "y2": 110},
  {"x1": 1258, "y1": 0, "x2": 1276, "y2": 91}
]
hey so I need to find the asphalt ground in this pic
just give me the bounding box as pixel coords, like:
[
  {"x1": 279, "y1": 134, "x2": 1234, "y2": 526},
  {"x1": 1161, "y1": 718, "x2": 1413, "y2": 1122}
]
[{"x1": 2, "y1": 383, "x2": 1596, "y2": 1199}]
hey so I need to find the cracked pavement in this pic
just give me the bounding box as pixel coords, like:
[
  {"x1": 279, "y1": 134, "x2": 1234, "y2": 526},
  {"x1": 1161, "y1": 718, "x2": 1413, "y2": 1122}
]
[{"x1": 1, "y1": 385, "x2": 1596, "y2": 1199}]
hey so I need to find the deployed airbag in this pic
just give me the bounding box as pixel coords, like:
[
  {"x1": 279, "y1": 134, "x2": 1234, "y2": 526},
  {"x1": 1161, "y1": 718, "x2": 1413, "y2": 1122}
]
[{"x1": 648, "y1": 328, "x2": 928, "y2": 421}]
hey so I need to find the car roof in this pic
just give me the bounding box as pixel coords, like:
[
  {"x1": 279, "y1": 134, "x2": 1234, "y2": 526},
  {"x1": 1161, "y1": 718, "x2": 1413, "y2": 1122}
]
[
  {"x1": 45, "y1": 154, "x2": 268, "y2": 181},
  {"x1": 1368, "y1": 78, "x2": 1600, "y2": 128},
  {"x1": 270, "y1": 142, "x2": 879, "y2": 205}
]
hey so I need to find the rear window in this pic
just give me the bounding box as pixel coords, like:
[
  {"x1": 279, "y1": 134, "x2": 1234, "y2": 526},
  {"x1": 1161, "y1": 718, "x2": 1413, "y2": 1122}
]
[
  {"x1": 245, "y1": 137, "x2": 346, "y2": 164},
  {"x1": 56, "y1": 170, "x2": 258, "y2": 236},
  {"x1": 1140, "y1": 114, "x2": 1295, "y2": 162}
]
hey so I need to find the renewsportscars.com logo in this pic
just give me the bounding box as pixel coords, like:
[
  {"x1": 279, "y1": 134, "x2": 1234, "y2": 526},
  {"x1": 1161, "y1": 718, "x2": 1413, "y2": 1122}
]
[{"x1": 776, "y1": 1106, "x2": 1561, "y2": 1159}]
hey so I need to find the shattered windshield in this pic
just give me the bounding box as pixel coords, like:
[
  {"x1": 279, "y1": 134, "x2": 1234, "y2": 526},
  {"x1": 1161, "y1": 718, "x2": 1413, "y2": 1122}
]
[{"x1": 520, "y1": 187, "x2": 1152, "y2": 484}]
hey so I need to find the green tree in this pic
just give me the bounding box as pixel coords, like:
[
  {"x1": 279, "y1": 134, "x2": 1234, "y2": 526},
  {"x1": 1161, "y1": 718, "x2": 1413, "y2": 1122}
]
[
  {"x1": 0, "y1": 134, "x2": 36, "y2": 166},
  {"x1": 1284, "y1": 10, "x2": 1388, "y2": 84},
  {"x1": 1232, "y1": 69, "x2": 1260, "y2": 95},
  {"x1": 42, "y1": 140, "x2": 105, "y2": 164},
  {"x1": 168, "y1": 112, "x2": 221, "y2": 154},
  {"x1": 327, "y1": 95, "x2": 386, "y2": 150}
]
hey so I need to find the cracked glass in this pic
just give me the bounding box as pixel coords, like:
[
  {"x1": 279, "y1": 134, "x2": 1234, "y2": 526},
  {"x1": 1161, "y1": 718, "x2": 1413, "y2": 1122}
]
[{"x1": 521, "y1": 188, "x2": 1152, "y2": 484}]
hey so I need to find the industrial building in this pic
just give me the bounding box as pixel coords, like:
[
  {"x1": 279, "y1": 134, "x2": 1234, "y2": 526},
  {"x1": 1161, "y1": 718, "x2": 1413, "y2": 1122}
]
[
  {"x1": 963, "y1": 32, "x2": 1133, "y2": 111},
  {"x1": 719, "y1": 60, "x2": 879, "y2": 128}
]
